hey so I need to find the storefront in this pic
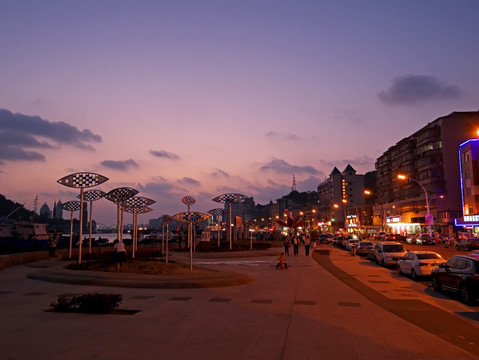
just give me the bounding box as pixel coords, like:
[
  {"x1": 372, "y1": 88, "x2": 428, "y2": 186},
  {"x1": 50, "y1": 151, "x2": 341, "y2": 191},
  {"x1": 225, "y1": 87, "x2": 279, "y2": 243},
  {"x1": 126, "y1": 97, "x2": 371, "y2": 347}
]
[{"x1": 386, "y1": 215, "x2": 421, "y2": 235}]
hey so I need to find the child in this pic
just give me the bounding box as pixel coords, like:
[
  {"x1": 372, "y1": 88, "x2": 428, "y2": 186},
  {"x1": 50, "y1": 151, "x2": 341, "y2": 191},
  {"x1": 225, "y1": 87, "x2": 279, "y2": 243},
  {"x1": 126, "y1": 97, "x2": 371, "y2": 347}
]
[{"x1": 276, "y1": 253, "x2": 288, "y2": 269}]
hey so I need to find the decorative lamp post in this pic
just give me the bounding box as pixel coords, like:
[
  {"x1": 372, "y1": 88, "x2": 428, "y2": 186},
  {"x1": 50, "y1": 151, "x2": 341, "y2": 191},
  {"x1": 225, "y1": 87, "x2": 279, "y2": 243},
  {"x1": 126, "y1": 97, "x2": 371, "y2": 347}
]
[
  {"x1": 62, "y1": 201, "x2": 81, "y2": 259},
  {"x1": 78, "y1": 189, "x2": 105, "y2": 254},
  {"x1": 173, "y1": 211, "x2": 210, "y2": 270},
  {"x1": 123, "y1": 204, "x2": 153, "y2": 258},
  {"x1": 364, "y1": 190, "x2": 386, "y2": 232},
  {"x1": 181, "y1": 196, "x2": 196, "y2": 251},
  {"x1": 212, "y1": 193, "x2": 246, "y2": 250},
  {"x1": 105, "y1": 187, "x2": 139, "y2": 245},
  {"x1": 397, "y1": 174, "x2": 432, "y2": 236},
  {"x1": 207, "y1": 208, "x2": 224, "y2": 247},
  {"x1": 161, "y1": 215, "x2": 172, "y2": 263},
  {"x1": 123, "y1": 196, "x2": 155, "y2": 257},
  {"x1": 57, "y1": 172, "x2": 109, "y2": 264}
]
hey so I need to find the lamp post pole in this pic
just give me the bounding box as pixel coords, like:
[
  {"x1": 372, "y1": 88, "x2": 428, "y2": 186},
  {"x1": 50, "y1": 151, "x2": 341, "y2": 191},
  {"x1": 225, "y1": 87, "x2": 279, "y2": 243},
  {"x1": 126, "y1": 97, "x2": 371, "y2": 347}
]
[
  {"x1": 364, "y1": 190, "x2": 386, "y2": 233},
  {"x1": 398, "y1": 175, "x2": 431, "y2": 237}
]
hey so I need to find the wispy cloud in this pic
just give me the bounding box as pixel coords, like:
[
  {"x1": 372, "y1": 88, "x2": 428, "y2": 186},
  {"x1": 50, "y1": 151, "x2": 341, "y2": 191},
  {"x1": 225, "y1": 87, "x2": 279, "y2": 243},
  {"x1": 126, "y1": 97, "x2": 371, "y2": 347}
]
[
  {"x1": 0, "y1": 108, "x2": 102, "y2": 164},
  {"x1": 378, "y1": 75, "x2": 463, "y2": 105},
  {"x1": 100, "y1": 159, "x2": 139, "y2": 171},
  {"x1": 260, "y1": 158, "x2": 319, "y2": 175},
  {"x1": 210, "y1": 168, "x2": 230, "y2": 178},
  {"x1": 265, "y1": 131, "x2": 300, "y2": 141},
  {"x1": 150, "y1": 149, "x2": 180, "y2": 160},
  {"x1": 179, "y1": 177, "x2": 201, "y2": 187}
]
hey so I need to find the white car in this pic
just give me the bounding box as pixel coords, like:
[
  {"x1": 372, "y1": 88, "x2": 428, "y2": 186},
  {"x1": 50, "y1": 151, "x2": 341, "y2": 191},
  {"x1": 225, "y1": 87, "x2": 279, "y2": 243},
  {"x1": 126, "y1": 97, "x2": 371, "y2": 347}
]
[{"x1": 397, "y1": 251, "x2": 445, "y2": 280}]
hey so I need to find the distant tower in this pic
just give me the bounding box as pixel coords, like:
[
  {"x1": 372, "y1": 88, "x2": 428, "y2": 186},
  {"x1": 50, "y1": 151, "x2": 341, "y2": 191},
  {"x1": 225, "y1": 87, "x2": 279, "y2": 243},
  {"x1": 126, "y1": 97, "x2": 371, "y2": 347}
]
[{"x1": 292, "y1": 174, "x2": 297, "y2": 192}]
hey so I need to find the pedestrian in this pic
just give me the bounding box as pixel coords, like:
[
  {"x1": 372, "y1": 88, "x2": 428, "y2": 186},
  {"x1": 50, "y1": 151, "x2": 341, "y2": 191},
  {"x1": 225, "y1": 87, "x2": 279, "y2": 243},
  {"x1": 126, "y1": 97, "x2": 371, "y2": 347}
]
[
  {"x1": 303, "y1": 233, "x2": 311, "y2": 256},
  {"x1": 113, "y1": 239, "x2": 127, "y2": 272},
  {"x1": 276, "y1": 252, "x2": 288, "y2": 269},
  {"x1": 48, "y1": 231, "x2": 59, "y2": 257},
  {"x1": 293, "y1": 235, "x2": 299, "y2": 255},
  {"x1": 283, "y1": 236, "x2": 291, "y2": 255},
  {"x1": 177, "y1": 233, "x2": 183, "y2": 249}
]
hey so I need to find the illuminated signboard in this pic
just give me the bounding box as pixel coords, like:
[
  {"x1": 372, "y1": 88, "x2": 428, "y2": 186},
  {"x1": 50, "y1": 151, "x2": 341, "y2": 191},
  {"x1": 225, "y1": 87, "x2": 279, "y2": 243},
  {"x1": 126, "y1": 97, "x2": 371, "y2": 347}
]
[{"x1": 386, "y1": 215, "x2": 401, "y2": 224}]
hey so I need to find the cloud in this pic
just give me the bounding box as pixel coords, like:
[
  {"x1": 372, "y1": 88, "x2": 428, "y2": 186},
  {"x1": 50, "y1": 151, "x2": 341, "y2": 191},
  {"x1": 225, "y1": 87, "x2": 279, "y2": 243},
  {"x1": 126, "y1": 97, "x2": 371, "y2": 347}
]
[
  {"x1": 260, "y1": 158, "x2": 319, "y2": 175},
  {"x1": 0, "y1": 108, "x2": 102, "y2": 163},
  {"x1": 150, "y1": 149, "x2": 180, "y2": 160},
  {"x1": 100, "y1": 159, "x2": 139, "y2": 171},
  {"x1": 179, "y1": 177, "x2": 201, "y2": 187},
  {"x1": 378, "y1": 75, "x2": 463, "y2": 105},
  {"x1": 265, "y1": 131, "x2": 300, "y2": 141},
  {"x1": 333, "y1": 109, "x2": 368, "y2": 128},
  {"x1": 210, "y1": 168, "x2": 230, "y2": 178}
]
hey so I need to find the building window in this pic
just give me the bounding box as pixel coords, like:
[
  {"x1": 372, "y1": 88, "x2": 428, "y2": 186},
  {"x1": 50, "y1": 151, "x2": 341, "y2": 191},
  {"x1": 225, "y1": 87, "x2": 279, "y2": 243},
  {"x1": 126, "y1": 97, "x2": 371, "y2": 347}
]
[
  {"x1": 466, "y1": 170, "x2": 470, "y2": 179},
  {"x1": 466, "y1": 187, "x2": 472, "y2": 196}
]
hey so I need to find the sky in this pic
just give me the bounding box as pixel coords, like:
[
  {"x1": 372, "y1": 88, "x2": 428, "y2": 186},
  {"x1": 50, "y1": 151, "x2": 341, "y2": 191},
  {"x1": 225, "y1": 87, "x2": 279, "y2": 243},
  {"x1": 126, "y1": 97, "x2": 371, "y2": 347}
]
[{"x1": 1, "y1": 0, "x2": 479, "y2": 226}]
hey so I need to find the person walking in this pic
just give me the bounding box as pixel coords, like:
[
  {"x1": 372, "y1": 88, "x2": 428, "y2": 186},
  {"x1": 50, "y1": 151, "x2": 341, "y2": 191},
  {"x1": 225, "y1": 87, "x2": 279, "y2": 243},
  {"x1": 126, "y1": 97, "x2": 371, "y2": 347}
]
[
  {"x1": 283, "y1": 236, "x2": 291, "y2": 255},
  {"x1": 48, "y1": 231, "x2": 59, "y2": 257},
  {"x1": 303, "y1": 233, "x2": 311, "y2": 256},
  {"x1": 292, "y1": 234, "x2": 299, "y2": 256},
  {"x1": 113, "y1": 240, "x2": 127, "y2": 272}
]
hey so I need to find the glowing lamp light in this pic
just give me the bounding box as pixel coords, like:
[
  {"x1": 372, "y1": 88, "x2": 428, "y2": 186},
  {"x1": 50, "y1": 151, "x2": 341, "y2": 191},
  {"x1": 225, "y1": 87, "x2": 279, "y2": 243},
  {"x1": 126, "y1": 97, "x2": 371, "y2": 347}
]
[{"x1": 397, "y1": 174, "x2": 407, "y2": 180}]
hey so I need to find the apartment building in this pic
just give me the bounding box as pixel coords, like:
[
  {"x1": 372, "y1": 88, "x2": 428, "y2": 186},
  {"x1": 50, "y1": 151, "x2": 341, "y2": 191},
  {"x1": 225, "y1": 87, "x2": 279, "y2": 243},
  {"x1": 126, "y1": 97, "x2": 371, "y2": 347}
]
[{"x1": 375, "y1": 111, "x2": 479, "y2": 236}]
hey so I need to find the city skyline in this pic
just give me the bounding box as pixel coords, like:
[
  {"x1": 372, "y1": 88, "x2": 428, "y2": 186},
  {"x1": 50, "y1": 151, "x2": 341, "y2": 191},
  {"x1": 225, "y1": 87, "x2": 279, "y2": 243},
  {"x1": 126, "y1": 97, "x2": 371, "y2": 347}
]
[{"x1": 2, "y1": 1, "x2": 479, "y2": 225}]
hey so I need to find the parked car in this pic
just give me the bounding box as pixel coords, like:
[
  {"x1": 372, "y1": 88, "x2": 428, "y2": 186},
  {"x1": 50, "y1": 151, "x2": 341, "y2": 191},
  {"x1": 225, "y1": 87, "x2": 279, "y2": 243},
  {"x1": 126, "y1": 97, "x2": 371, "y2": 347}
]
[
  {"x1": 455, "y1": 238, "x2": 479, "y2": 251},
  {"x1": 374, "y1": 232, "x2": 387, "y2": 240},
  {"x1": 318, "y1": 233, "x2": 334, "y2": 244},
  {"x1": 416, "y1": 233, "x2": 435, "y2": 245},
  {"x1": 431, "y1": 254, "x2": 479, "y2": 305},
  {"x1": 374, "y1": 241, "x2": 407, "y2": 266},
  {"x1": 357, "y1": 241, "x2": 373, "y2": 256},
  {"x1": 340, "y1": 235, "x2": 353, "y2": 248},
  {"x1": 385, "y1": 234, "x2": 405, "y2": 242},
  {"x1": 345, "y1": 239, "x2": 360, "y2": 251},
  {"x1": 406, "y1": 235, "x2": 417, "y2": 244},
  {"x1": 397, "y1": 251, "x2": 445, "y2": 280}
]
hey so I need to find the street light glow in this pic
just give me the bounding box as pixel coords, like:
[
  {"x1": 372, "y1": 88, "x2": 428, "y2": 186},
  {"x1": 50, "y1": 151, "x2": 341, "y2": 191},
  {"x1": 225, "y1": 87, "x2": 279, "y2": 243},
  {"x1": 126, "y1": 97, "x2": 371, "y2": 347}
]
[{"x1": 397, "y1": 174, "x2": 407, "y2": 180}]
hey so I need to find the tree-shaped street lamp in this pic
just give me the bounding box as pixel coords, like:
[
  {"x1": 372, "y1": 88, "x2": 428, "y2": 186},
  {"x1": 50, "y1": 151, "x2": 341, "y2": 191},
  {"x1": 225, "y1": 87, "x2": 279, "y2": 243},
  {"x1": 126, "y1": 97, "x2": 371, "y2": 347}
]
[
  {"x1": 78, "y1": 189, "x2": 105, "y2": 254},
  {"x1": 123, "y1": 204, "x2": 153, "y2": 258},
  {"x1": 172, "y1": 211, "x2": 210, "y2": 271},
  {"x1": 123, "y1": 196, "x2": 155, "y2": 258},
  {"x1": 105, "y1": 187, "x2": 138, "y2": 245},
  {"x1": 208, "y1": 208, "x2": 224, "y2": 247},
  {"x1": 213, "y1": 193, "x2": 246, "y2": 250},
  {"x1": 62, "y1": 201, "x2": 81, "y2": 259},
  {"x1": 181, "y1": 196, "x2": 196, "y2": 251},
  {"x1": 57, "y1": 172, "x2": 108, "y2": 264},
  {"x1": 161, "y1": 215, "x2": 172, "y2": 263}
]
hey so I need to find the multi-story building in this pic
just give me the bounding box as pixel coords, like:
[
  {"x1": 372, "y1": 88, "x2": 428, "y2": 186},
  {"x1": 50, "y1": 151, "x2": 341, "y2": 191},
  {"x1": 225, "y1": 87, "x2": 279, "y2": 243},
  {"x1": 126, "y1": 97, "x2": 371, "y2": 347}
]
[
  {"x1": 317, "y1": 164, "x2": 365, "y2": 232},
  {"x1": 375, "y1": 111, "x2": 479, "y2": 236},
  {"x1": 455, "y1": 138, "x2": 479, "y2": 232}
]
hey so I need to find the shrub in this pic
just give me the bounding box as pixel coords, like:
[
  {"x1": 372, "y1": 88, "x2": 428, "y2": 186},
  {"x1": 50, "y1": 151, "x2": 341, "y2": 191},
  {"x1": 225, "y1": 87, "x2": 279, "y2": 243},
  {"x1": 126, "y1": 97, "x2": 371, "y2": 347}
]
[{"x1": 50, "y1": 293, "x2": 122, "y2": 313}]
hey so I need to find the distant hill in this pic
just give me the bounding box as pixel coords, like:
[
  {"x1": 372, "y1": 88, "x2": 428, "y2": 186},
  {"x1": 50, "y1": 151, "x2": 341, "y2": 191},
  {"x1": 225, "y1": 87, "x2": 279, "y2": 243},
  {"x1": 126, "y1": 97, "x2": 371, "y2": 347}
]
[{"x1": 0, "y1": 194, "x2": 36, "y2": 223}]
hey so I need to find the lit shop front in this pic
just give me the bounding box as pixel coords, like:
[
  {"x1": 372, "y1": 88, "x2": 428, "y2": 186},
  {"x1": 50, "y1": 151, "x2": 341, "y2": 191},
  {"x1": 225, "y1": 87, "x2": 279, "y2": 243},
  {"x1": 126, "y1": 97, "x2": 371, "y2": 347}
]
[
  {"x1": 386, "y1": 215, "x2": 421, "y2": 235},
  {"x1": 455, "y1": 215, "x2": 479, "y2": 236}
]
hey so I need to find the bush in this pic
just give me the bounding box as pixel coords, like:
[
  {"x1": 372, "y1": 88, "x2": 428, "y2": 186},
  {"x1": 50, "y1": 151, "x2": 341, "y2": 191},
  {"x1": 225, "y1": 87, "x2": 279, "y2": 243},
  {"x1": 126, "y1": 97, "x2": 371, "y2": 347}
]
[{"x1": 50, "y1": 293, "x2": 122, "y2": 313}]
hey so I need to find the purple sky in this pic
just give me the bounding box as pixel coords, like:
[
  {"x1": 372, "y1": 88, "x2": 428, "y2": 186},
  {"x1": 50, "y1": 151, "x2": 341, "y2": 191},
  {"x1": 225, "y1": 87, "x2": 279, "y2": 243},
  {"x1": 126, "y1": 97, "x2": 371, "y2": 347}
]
[{"x1": 1, "y1": 1, "x2": 479, "y2": 226}]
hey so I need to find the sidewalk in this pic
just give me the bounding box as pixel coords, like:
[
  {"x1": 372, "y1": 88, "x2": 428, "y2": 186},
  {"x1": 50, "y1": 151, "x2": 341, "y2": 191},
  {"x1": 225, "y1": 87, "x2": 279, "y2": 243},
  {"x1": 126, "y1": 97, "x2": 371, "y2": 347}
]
[{"x1": 0, "y1": 246, "x2": 477, "y2": 359}]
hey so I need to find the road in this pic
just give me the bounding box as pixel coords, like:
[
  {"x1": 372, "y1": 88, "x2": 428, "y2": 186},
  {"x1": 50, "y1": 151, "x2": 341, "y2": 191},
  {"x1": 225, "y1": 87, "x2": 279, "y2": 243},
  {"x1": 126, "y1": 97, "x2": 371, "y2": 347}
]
[{"x1": 1, "y1": 246, "x2": 479, "y2": 359}]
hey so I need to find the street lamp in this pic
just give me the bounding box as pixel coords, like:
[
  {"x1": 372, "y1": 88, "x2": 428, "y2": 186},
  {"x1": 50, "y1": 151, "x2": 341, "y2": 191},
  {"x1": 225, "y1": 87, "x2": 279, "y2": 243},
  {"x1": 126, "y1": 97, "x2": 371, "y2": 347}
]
[
  {"x1": 397, "y1": 174, "x2": 432, "y2": 236},
  {"x1": 342, "y1": 199, "x2": 360, "y2": 231},
  {"x1": 213, "y1": 193, "x2": 246, "y2": 250},
  {"x1": 364, "y1": 190, "x2": 386, "y2": 232}
]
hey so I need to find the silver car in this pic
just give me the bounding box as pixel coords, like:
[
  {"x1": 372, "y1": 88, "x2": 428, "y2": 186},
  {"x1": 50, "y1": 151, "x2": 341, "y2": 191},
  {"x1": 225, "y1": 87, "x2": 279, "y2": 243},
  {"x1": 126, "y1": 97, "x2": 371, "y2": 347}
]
[{"x1": 375, "y1": 241, "x2": 407, "y2": 266}]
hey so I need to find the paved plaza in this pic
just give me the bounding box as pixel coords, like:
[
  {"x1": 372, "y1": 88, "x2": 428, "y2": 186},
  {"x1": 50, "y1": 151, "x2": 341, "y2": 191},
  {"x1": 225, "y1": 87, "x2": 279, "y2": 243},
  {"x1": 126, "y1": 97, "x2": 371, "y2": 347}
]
[{"x1": 1, "y1": 246, "x2": 479, "y2": 359}]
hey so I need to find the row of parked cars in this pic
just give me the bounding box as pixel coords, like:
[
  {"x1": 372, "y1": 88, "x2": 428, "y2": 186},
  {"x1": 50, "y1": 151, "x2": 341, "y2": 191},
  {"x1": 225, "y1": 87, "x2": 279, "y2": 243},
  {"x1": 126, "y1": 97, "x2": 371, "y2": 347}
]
[{"x1": 334, "y1": 237, "x2": 479, "y2": 305}]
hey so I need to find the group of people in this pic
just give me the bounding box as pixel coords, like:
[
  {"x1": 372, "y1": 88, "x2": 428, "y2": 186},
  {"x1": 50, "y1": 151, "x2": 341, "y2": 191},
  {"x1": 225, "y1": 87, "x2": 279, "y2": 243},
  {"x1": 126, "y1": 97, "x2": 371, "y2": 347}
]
[
  {"x1": 282, "y1": 233, "x2": 312, "y2": 256},
  {"x1": 276, "y1": 233, "x2": 312, "y2": 269}
]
